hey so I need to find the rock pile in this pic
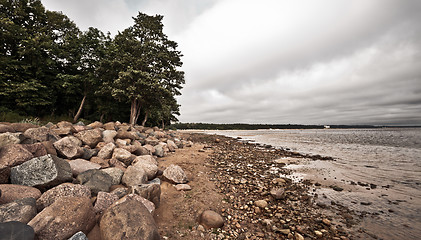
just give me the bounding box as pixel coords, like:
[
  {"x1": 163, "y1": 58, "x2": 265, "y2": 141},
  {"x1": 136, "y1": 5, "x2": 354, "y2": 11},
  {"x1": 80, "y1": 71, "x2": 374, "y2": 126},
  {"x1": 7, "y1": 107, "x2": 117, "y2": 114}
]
[{"x1": 0, "y1": 121, "x2": 192, "y2": 240}]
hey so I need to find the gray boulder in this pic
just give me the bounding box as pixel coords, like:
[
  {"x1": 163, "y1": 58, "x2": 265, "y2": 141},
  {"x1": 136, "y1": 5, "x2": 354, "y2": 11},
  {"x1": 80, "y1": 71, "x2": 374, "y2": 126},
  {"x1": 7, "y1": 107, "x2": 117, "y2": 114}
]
[
  {"x1": 76, "y1": 169, "x2": 113, "y2": 195},
  {"x1": 100, "y1": 168, "x2": 123, "y2": 185},
  {"x1": 130, "y1": 182, "x2": 161, "y2": 207},
  {"x1": 0, "y1": 132, "x2": 21, "y2": 147},
  {"x1": 23, "y1": 127, "x2": 60, "y2": 142},
  {"x1": 112, "y1": 148, "x2": 133, "y2": 165},
  {"x1": 133, "y1": 160, "x2": 158, "y2": 180},
  {"x1": 68, "y1": 159, "x2": 101, "y2": 176},
  {"x1": 121, "y1": 166, "x2": 148, "y2": 187},
  {"x1": 97, "y1": 142, "x2": 115, "y2": 159},
  {"x1": 10, "y1": 155, "x2": 72, "y2": 189},
  {"x1": 0, "y1": 197, "x2": 37, "y2": 223},
  {"x1": 102, "y1": 130, "x2": 117, "y2": 143},
  {"x1": 0, "y1": 221, "x2": 35, "y2": 240},
  {"x1": 154, "y1": 144, "x2": 165, "y2": 157}
]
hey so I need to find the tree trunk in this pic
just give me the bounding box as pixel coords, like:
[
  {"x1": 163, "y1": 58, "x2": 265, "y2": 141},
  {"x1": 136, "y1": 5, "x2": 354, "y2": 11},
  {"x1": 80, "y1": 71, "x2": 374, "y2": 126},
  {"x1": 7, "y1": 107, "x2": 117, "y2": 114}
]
[
  {"x1": 100, "y1": 113, "x2": 105, "y2": 123},
  {"x1": 161, "y1": 119, "x2": 165, "y2": 130},
  {"x1": 141, "y1": 111, "x2": 149, "y2": 127},
  {"x1": 129, "y1": 98, "x2": 142, "y2": 125},
  {"x1": 73, "y1": 95, "x2": 86, "y2": 123}
]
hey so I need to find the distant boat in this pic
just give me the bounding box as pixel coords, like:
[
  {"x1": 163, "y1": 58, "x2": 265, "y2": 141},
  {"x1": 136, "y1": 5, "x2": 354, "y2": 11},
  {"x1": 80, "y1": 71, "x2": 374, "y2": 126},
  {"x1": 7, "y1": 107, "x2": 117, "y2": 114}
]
[{"x1": 324, "y1": 125, "x2": 330, "y2": 129}]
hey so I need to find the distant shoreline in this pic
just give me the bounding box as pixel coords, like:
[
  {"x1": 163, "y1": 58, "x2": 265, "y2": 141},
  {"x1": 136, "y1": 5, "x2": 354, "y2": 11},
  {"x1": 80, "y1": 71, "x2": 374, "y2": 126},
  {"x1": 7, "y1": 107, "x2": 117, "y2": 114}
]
[{"x1": 172, "y1": 123, "x2": 421, "y2": 130}]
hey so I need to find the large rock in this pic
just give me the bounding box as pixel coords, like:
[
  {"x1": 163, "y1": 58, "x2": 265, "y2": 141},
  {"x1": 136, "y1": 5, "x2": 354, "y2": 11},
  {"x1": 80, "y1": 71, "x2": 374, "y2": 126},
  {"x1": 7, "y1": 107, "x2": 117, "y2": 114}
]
[
  {"x1": 93, "y1": 192, "x2": 119, "y2": 214},
  {"x1": 97, "y1": 142, "x2": 115, "y2": 159},
  {"x1": 68, "y1": 159, "x2": 101, "y2": 176},
  {"x1": 100, "y1": 168, "x2": 123, "y2": 185},
  {"x1": 21, "y1": 143, "x2": 47, "y2": 157},
  {"x1": 0, "y1": 144, "x2": 34, "y2": 183},
  {"x1": 76, "y1": 169, "x2": 113, "y2": 195},
  {"x1": 0, "y1": 184, "x2": 41, "y2": 204},
  {"x1": 102, "y1": 130, "x2": 117, "y2": 143},
  {"x1": 0, "y1": 144, "x2": 34, "y2": 168},
  {"x1": 41, "y1": 141, "x2": 57, "y2": 155},
  {"x1": 100, "y1": 198, "x2": 160, "y2": 240},
  {"x1": 133, "y1": 154, "x2": 157, "y2": 166},
  {"x1": 114, "y1": 194, "x2": 155, "y2": 214},
  {"x1": 51, "y1": 127, "x2": 76, "y2": 136},
  {"x1": 0, "y1": 124, "x2": 15, "y2": 133},
  {"x1": 10, "y1": 123, "x2": 38, "y2": 132},
  {"x1": 87, "y1": 121, "x2": 103, "y2": 129},
  {"x1": 163, "y1": 164, "x2": 188, "y2": 184},
  {"x1": 143, "y1": 144, "x2": 155, "y2": 155},
  {"x1": 154, "y1": 144, "x2": 165, "y2": 157},
  {"x1": 112, "y1": 148, "x2": 133, "y2": 165},
  {"x1": 115, "y1": 130, "x2": 136, "y2": 140},
  {"x1": 0, "y1": 132, "x2": 21, "y2": 147},
  {"x1": 130, "y1": 182, "x2": 161, "y2": 207},
  {"x1": 121, "y1": 166, "x2": 148, "y2": 187},
  {"x1": 145, "y1": 136, "x2": 159, "y2": 146},
  {"x1": 199, "y1": 210, "x2": 225, "y2": 229},
  {"x1": 23, "y1": 127, "x2": 59, "y2": 142},
  {"x1": 132, "y1": 140, "x2": 149, "y2": 155},
  {"x1": 75, "y1": 129, "x2": 103, "y2": 148},
  {"x1": 103, "y1": 122, "x2": 116, "y2": 131},
  {"x1": 133, "y1": 159, "x2": 158, "y2": 180},
  {"x1": 36, "y1": 183, "x2": 91, "y2": 211},
  {"x1": 80, "y1": 148, "x2": 97, "y2": 160},
  {"x1": 90, "y1": 157, "x2": 110, "y2": 168},
  {"x1": 53, "y1": 136, "x2": 84, "y2": 159},
  {"x1": 167, "y1": 140, "x2": 177, "y2": 152},
  {"x1": 0, "y1": 221, "x2": 35, "y2": 240},
  {"x1": 28, "y1": 197, "x2": 95, "y2": 240},
  {"x1": 10, "y1": 154, "x2": 72, "y2": 189},
  {"x1": 0, "y1": 197, "x2": 37, "y2": 223}
]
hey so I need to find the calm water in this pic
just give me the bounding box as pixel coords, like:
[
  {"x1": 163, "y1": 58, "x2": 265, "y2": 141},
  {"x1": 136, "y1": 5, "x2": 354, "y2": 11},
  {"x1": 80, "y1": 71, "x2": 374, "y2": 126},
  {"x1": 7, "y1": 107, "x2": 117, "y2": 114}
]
[{"x1": 195, "y1": 128, "x2": 421, "y2": 240}]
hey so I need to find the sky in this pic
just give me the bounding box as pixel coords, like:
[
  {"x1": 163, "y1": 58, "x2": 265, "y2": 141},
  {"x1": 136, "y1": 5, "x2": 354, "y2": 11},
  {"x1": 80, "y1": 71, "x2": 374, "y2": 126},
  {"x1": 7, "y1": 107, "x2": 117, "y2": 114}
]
[{"x1": 41, "y1": 0, "x2": 421, "y2": 125}]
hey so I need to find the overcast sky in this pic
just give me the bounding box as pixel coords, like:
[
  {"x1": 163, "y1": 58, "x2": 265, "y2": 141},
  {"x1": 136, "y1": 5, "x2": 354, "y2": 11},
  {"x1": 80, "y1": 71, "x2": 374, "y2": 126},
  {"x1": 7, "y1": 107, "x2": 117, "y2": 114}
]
[{"x1": 42, "y1": 0, "x2": 421, "y2": 125}]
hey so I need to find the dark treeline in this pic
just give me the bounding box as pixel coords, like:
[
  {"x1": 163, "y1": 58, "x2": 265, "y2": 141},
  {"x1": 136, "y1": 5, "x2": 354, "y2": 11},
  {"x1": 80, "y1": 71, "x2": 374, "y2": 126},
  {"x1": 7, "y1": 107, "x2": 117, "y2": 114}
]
[
  {"x1": 172, "y1": 123, "x2": 386, "y2": 130},
  {"x1": 0, "y1": 0, "x2": 184, "y2": 127}
]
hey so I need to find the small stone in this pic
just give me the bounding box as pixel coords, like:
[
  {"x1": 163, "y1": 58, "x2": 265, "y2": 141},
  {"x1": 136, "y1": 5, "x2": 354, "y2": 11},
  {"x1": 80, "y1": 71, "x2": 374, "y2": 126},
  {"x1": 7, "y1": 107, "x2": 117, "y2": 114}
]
[
  {"x1": 68, "y1": 231, "x2": 88, "y2": 240},
  {"x1": 295, "y1": 232, "x2": 305, "y2": 240},
  {"x1": 314, "y1": 230, "x2": 323, "y2": 238},
  {"x1": 174, "y1": 184, "x2": 191, "y2": 191},
  {"x1": 322, "y1": 218, "x2": 331, "y2": 226},
  {"x1": 279, "y1": 229, "x2": 290, "y2": 235},
  {"x1": 255, "y1": 200, "x2": 268, "y2": 208},
  {"x1": 199, "y1": 210, "x2": 224, "y2": 229}
]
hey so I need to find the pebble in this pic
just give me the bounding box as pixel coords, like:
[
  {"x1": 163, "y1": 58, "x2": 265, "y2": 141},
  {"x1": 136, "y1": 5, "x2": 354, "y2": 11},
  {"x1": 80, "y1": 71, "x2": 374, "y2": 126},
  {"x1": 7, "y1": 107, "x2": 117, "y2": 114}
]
[{"x1": 254, "y1": 200, "x2": 268, "y2": 208}]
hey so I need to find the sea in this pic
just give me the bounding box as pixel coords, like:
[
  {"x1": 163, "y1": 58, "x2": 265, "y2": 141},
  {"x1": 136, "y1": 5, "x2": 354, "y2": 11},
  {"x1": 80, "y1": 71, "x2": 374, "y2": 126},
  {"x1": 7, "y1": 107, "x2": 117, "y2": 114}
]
[{"x1": 193, "y1": 128, "x2": 421, "y2": 240}]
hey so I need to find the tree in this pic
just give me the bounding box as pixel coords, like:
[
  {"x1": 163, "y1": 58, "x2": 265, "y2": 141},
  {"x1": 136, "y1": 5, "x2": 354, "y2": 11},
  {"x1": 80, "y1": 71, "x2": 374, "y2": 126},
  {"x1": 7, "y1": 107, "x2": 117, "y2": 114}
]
[{"x1": 100, "y1": 13, "x2": 184, "y2": 125}]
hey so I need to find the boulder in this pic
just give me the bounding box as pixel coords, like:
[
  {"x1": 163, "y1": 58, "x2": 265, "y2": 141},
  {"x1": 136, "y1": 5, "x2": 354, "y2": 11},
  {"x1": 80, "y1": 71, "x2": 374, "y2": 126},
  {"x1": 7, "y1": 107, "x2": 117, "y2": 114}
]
[
  {"x1": 121, "y1": 166, "x2": 148, "y2": 187},
  {"x1": 0, "y1": 132, "x2": 21, "y2": 147},
  {"x1": 100, "y1": 168, "x2": 123, "y2": 185},
  {"x1": 80, "y1": 148, "x2": 97, "y2": 160},
  {"x1": 10, "y1": 154, "x2": 72, "y2": 189},
  {"x1": 21, "y1": 143, "x2": 47, "y2": 157},
  {"x1": 110, "y1": 187, "x2": 129, "y2": 199},
  {"x1": 154, "y1": 144, "x2": 165, "y2": 157},
  {"x1": 132, "y1": 140, "x2": 149, "y2": 155},
  {"x1": 93, "y1": 192, "x2": 119, "y2": 214},
  {"x1": 115, "y1": 139, "x2": 129, "y2": 147},
  {"x1": 51, "y1": 127, "x2": 75, "y2": 136},
  {"x1": 68, "y1": 159, "x2": 101, "y2": 176},
  {"x1": 97, "y1": 142, "x2": 115, "y2": 159},
  {"x1": 199, "y1": 210, "x2": 225, "y2": 229},
  {"x1": 109, "y1": 158, "x2": 126, "y2": 170},
  {"x1": 100, "y1": 198, "x2": 160, "y2": 240},
  {"x1": 145, "y1": 136, "x2": 159, "y2": 146},
  {"x1": 143, "y1": 144, "x2": 155, "y2": 155},
  {"x1": 115, "y1": 130, "x2": 136, "y2": 140},
  {"x1": 102, "y1": 130, "x2": 117, "y2": 143},
  {"x1": 87, "y1": 121, "x2": 103, "y2": 129},
  {"x1": 103, "y1": 122, "x2": 116, "y2": 131},
  {"x1": 175, "y1": 184, "x2": 192, "y2": 191},
  {"x1": 0, "y1": 221, "x2": 35, "y2": 240},
  {"x1": 0, "y1": 197, "x2": 37, "y2": 223},
  {"x1": 68, "y1": 231, "x2": 88, "y2": 240},
  {"x1": 114, "y1": 194, "x2": 155, "y2": 214},
  {"x1": 28, "y1": 197, "x2": 95, "y2": 240},
  {"x1": 167, "y1": 140, "x2": 177, "y2": 152},
  {"x1": 76, "y1": 169, "x2": 113, "y2": 195},
  {"x1": 130, "y1": 182, "x2": 161, "y2": 207},
  {"x1": 90, "y1": 157, "x2": 110, "y2": 168},
  {"x1": 162, "y1": 164, "x2": 188, "y2": 184},
  {"x1": 0, "y1": 184, "x2": 41, "y2": 204},
  {"x1": 0, "y1": 145, "x2": 34, "y2": 182},
  {"x1": 36, "y1": 183, "x2": 91, "y2": 211},
  {"x1": 74, "y1": 129, "x2": 103, "y2": 148},
  {"x1": 23, "y1": 127, "x2": 59, "y2": 142},
  {"x1": 112, "y1": 148, "x2": 134, "y2": 165},
  {"x1": 0, "y1": 124, "x2": 15, "y2": 133},
  {"x1": 53, "y1": 136, "x2": 84, "y2": 159},
  {"x1": 10, "y1": 123, "x2": 38, "y2": 132},
  {"x1": 40, "y1": 141, "x2": 57, "y2": 155},
  {"x1": 133, "y1": 160, "x2": 158, "y2": 180},
  {"x1": 56, "y1": 121, "x2": 73, "y2": 129}
]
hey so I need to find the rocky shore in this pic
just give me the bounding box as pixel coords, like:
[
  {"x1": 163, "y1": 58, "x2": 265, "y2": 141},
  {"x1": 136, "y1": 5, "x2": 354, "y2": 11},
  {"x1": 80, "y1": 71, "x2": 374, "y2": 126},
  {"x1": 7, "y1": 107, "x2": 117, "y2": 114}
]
[{"x1": 0, "y1": 121, "x2": 357, "y2": 240}]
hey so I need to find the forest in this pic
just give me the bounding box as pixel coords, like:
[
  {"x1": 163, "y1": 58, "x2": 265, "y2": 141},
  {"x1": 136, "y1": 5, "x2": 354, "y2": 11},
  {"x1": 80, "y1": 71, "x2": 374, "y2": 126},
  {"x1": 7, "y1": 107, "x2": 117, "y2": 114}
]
[{"x1": 0, "y1": 0, "x2": 184, "y2": 127}]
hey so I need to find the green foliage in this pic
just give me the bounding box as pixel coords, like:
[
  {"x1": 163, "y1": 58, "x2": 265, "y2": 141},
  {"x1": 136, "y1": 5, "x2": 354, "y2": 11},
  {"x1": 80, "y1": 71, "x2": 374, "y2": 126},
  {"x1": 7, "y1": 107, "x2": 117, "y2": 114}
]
[{"x1": 0, "y1": 1, "x2": 184, "y2": 125}]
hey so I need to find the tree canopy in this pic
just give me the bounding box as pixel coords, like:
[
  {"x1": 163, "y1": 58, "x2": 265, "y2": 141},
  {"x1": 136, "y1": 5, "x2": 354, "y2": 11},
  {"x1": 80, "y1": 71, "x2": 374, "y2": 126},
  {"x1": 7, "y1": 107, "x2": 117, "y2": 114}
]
[{"x1": 0, "y1": 0, "x2": 184, "y2": 127}]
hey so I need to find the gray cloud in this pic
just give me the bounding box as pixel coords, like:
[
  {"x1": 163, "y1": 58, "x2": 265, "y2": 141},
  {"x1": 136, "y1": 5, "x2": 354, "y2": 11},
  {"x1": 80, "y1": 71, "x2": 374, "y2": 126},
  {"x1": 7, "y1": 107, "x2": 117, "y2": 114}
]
[{"x1": 42, "y1": 0, "x2": 421, "y2": 125}]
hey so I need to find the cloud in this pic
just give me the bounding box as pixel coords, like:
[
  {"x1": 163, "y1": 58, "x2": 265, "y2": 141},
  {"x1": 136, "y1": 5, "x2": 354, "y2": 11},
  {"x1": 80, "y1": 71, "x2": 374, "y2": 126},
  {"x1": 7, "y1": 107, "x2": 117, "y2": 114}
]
[{"x1": 41, "y1": 0, "x2": 421, "y2": 125}]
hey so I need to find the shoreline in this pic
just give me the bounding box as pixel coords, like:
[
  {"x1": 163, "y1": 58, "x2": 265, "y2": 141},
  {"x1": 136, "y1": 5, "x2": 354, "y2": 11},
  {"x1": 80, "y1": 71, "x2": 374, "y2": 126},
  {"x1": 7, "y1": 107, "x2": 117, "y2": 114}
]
[{"x1": 173, "y1": 132, "x2": 360, "y2": 239}]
